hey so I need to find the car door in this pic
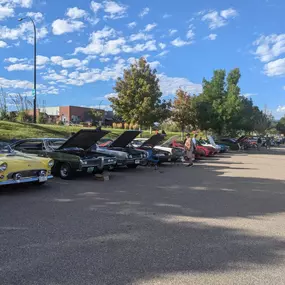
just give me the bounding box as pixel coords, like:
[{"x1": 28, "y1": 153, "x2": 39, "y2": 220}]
[{"x1": 13, "y1": 140, "x2": 44, "y2": 155}]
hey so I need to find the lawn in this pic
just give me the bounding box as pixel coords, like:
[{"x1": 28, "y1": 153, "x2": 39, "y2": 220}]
[{"x1": 0, "y1": 121, "x2": 181, "y2": 141}]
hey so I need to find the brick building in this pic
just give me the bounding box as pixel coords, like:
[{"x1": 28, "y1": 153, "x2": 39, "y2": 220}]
[{"x1": 36, "y1": 106, "x2": 113, "y2": 125}]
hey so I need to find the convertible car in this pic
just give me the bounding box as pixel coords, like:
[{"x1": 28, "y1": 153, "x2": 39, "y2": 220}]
[
  {"x1": 11, "y1": 130, "x2": 117, "y2": 179},
  {"x1": 132, "y1": 134, "x2": 180, "y2": 163},
  {"x1": 95, "y1": 131, "x2": 148, "y2": 168},
  {"x1": 0, "y1": 142, "x2": 53, "y2": 186}
]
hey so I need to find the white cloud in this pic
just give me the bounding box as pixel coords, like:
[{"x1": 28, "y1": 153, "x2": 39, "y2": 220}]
[
  {"x1": 5, "y1": 63, "x2": 33, "y2": 71},
  {"x1": 26, "y1": 12, "x2": 44, "y2": 22},
  {"x1": 75, "y1": 26, "x2": 157, "y2": 56},
  {"x1": 0, "y1": 40, "x2": 7, "y2": 48},
  {"x1": 158, "y1": 74, "x2": 202, "y2": 96},
  {"x1": 254, "y1": 34, "x2": 285, "y2": 63},
  {"x1": 105, "y1": 92, "x2": 117, "y2": 99},
  {"x1": 123, "y1": 40, "x2": 157, "y2": 53},
  {"x1": 264, "y1": 58, "x2": 285, "y2": 77},
  {"x1": 171, "y1": 38, "x2": 192, "y2": 47},
  {"x1": 0, "y1": 76, "x2": 45, "y2": 90},
  {"x1": 129, "y1": 32, "x2": 152, "y2": 42},
  {"x1": 169, "y1": 29, "x2": 177, "y2": 36},
  {"x1": 52, "y1": 19, "x2": 84, "y2": 35},
  {"x1": 186, "y1": 29, "x2": 195, "y2": 40},
  {"x1": 103, "y1": 0, "x2": 128, "y2": 19},
  {"x1": 156, "y1": 50, "x2": 169, "y2": 57},
  {"x1": 145, "y1": 23, "x2": 157, "y2": 32},
  {"x1": 162, "y1": 13, "x2": 171, "y2": 19},
  {"x1": 90, "y1": 1, "x2": 102, "y2": 13},
  {"x1": 0, "y1": 22, "x2": 48, "y2": 43},
  {"x1": 205, "y1": 33, "x2": 217, "y2": 40},
  {"x1": 50, "y1": 56, "x2": 88, "y2": 69},
  {"x1": 0, "y1": 5, "x2": 14, "y2": 20},
  {"x1": 67, "y1": 39, "x2": 72, "y2": 44},
  {"x1": 149, "y1": 60, "x2": 160, "y2": 69},
  {"x1": 99, "y1": 57, "x2": 111, "y2": 62},
  {"x1": 243, "y1": 93, "x2": 257, "y2": 98},
  {"x1": 127, "y1": 21, "x2": 136, "y2": 29},
  {"x1": 66, "y1": 7, "x2": 87, "y2": 19},
  {"x1": 5, "y1": 55, "x2": 50, "y2": 71},
  {"x1": 37, "y1": 55, "x2": 49, "y2": 65},
  {"x1": 202, "y1": 8, "x2": 238, "y2": 30},
  {"x1": 277, "y1": 106, "x2": 285, "y2": 113},
  {"x1": 202, "y1": 11, "x2": 226, "y2": 29},
  {"x1": 221, "y1": 8, "x2": 238, "y2": 19},
  {"x1": 7, "y1": 0, "x2": 33, "y2": 8},
  {"x1": 139, "y1": 7, "x2": 149, "y2": 18},
  {"x1": 4, "y1": 57, "x2": 27, "y2": 63},
  {"x1": 159, "y1": 43, "x2": 166, "y2": 49}
]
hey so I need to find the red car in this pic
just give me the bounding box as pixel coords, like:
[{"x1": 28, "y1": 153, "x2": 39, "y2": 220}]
[{"x1": 171, "y1": 140, "x2": 215, "y2": 158}]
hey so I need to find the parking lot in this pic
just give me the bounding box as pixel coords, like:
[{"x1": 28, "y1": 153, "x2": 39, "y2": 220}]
[{"x1": 1, "y1": 149, "x2": 285, "y2": 285}]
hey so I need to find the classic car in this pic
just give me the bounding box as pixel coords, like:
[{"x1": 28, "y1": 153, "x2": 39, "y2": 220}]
[
  {"x1": 11, "y1": 130, "x2": 116, "y2": 179},
  {"x1": 169, "y1": 138, "x2": 214, "y2": 158},
  {"x1": 207, "y1": 136, "x2": 229, "y2": 153},
  {"x1": 132, "y1": 134, "x2": 179, "y2": 163},
  {"x1": 134, "y1": 135, "x2": 183, "y2": 162},
  {"x1": 95, "y1": 130, "x2": 148, "y2": 168},
  {"x1": 0, "y1": 142, "x2": 53, "y2": 186}
]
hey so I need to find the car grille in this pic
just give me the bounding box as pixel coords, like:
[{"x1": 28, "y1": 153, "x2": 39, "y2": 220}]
[
  {"x1": 103, "y1": 157, "x2": 117, "y2": 165},
  {"x1": 7, "y1": 169, "x2": 46, "y2": 179},
  {"x1": 83, "y1": 158, "x2": 104, "y2": 168}
]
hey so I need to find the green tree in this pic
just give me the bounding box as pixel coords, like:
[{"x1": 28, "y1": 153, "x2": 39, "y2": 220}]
[
  {"x1": 276, "y1": 116, "x2": 285, "y2": 135},
  {"x1": 88, "y1": 109, "x2": 104, "y2": 125},
  {"x1": 200, "y1": 69, "x2": 227, "y2": 134},
  {"x1": 172, "y1": 88, "x2": 196, "y2": 133},
  {"x1": 109, "y1": 57, "x2": 171, "y2": 130}
]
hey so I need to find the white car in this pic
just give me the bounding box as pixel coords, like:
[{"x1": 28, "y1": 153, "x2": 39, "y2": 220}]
[{"x1": 132, "y1": 136, "x2": 183, "y2": 161}]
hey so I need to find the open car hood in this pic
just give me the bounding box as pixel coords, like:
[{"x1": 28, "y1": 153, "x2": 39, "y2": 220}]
[
  {"x1": 141, "y1": 134, "x2": 165, "y2": 148},
  {"x1": 58, "y1": 129, "x2": 109, "y2": 150},
  {"x1": 110, "y1": 130, "x2": 141, "y2": 148},
  {"x1": 160, "y1": 135, "x2": 180, "y2": 147}
]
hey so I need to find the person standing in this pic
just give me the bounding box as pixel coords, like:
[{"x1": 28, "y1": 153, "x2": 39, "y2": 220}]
[
  {"x1": 257, "y1": 136, "x2": 262, "y2": 151},
  {"x1": 184, "y1": 133, "x2": 193, "y2": 167},
  {"x1": 266, "y1": 136, "x2": 271, "y2": 149}
]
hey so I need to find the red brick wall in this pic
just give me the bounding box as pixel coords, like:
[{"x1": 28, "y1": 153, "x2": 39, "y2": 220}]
[{"x1": 59, "y1": 106, "x2": 70, "y2": 122}]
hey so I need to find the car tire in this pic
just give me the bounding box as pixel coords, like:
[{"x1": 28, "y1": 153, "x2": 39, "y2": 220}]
[
  {"x1": 59, "y1": 163, "x2": 73, "y2": 180},
  {"x1": 127, "y1": 164, "x2": 138, "y2": 169}
]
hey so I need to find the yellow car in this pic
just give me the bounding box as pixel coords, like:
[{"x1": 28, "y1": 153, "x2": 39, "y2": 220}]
[{"x1": 0, "y1": 142, "x2": 54, "y2": 186}]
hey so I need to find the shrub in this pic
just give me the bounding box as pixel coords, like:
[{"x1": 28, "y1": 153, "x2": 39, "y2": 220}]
[
  {"x1": 124, "y1": 123, "x2": 129, "y2": 129},
  {"x1": 57, "y1": 121, "x2": 64, "y2": 125},
  {"x1": 112, "y1": 122, "x2": 117, "y2": 128},
  {"x1": 116, "y1": 123, "x2": 123, "y2": 129}
]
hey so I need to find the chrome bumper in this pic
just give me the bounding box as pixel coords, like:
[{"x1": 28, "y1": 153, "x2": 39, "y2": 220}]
[{"x1": 0, "y1": 175, "x2": 53, "y2": 186}]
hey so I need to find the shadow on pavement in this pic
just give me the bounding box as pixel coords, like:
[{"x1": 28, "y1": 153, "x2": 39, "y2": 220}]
[{"x1": 0, "y1": 155, "x2": 285, "y2": 284}]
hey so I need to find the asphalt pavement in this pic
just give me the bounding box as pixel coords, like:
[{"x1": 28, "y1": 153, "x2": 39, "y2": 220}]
[{"x1": 1, "y1": 147, "x2": 285, "y2": 285}]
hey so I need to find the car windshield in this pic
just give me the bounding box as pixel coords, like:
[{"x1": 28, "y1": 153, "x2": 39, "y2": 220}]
[
  {"x1": 0, "y1": 142, "x2": 13, "y2": 154},
  {"x1": 46, "y1": 139, "x2": 66, "y2": 150}
]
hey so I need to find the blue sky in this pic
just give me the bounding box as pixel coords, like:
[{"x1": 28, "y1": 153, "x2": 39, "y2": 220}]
[{"x1": 0, "y1": 0, "x2": 285, "y2": 118}]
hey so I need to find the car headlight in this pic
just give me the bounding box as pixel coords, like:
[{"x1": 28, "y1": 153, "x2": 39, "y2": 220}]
[
  {"x1": 80, "y1": 159, "x2": 87, "y2": 165},
  {"x1": 128, "y1": 154, "x2": 133, "y2": 159},
  {"x1": 0, "y1": 162, "x2": 7, "y2": 172},
  {"x1": 48, "y1": 160, "x2": 54, "y2": 167}
]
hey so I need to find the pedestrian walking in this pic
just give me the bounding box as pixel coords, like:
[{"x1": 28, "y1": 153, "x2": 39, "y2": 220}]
[
  {"x1": 266, "y1": 136, "x2": 271, "y2": 149},
  {"x1": 184, "y1": 133, "x2": 193, "y2": 167},
  {"x1": 257, "y1": 136, "x2": 262, "y2": 151}
]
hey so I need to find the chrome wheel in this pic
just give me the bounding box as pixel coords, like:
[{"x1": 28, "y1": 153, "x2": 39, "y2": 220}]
[{"x1": 59, "y1": 163, "x2": 72, "y2": 180}]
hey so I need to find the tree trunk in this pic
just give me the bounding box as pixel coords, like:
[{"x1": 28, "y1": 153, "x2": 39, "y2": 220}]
[{"x1": 149, "y1": 126, "x2": 152, "y2": 134}]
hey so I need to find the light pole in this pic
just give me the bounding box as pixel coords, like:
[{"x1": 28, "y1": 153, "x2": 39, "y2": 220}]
[{"x1": 18, "y1": 17, "x2": 37, "y2": 124}]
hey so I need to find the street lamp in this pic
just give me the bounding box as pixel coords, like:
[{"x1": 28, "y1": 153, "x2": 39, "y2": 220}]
[{"x1": 18, "y1": 17, "x2": 37, "y2": 124}]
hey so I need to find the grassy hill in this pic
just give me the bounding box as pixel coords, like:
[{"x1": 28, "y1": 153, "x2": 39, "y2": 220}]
[{"x1": 0, "y1": 121, "x2": 180, "y2": 141}]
